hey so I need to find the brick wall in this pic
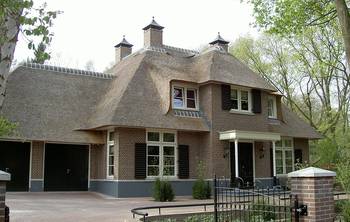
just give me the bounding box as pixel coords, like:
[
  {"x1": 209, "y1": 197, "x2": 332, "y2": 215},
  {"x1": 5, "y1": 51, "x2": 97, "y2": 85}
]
[
  {"x1": 31, "y1": 141, "x2": 44, "y2": 179},
  {"x1": 90, "y1": 144, "x2": 106, "y2": 180},
  {"x1": 0, "y1": 181, "x2": 5, "y2": 222}
]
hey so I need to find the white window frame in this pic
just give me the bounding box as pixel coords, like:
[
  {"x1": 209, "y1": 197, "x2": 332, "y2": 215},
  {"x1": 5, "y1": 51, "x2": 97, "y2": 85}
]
[
  {"x1": 230, "y1": 86, "x2": 252, "y2": 113},
  {"x1": 107, "y1": 130, "x2": 115, "y2": 179},
  {"x1": 172, "y1": 85, "x2": 199, "y2": 111},
  {"x1": 146, "y1": 129, "x2": 178, "y2": 179},
  {"x1": 275, "y1": 138, "x2": 294, "y2": 176},
  {"x1": 267, "y1": 95, "x2": 277, "y2": 119}
]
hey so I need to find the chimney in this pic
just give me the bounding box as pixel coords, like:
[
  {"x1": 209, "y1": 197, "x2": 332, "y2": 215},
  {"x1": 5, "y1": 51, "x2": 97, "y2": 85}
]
[
  {"x1": 114, "y1": 35, "x2": 133, "y2": 63},
  {"x1": 143, "y1": 17, "x2": 164, "y2": 48},
  {"x1": 209, "y1": 32, "x2": 229, "y2": 52}
]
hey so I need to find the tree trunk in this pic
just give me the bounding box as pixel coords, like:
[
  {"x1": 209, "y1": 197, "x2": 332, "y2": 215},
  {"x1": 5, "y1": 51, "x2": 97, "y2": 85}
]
[
  {"x1": 335, "y1": 0, "x2": 350, "y2": 68},
  {"x1": 0, "y1": 11, "x2": 21, "y2": 110}
]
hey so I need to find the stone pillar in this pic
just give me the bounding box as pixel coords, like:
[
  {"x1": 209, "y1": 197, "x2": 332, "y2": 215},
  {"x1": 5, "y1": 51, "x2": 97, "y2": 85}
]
[
  {"x1": 288, "y1": 167, "x2": 336, "y2": 222},
  {"x1": 0, "y1": 171, "x2": 10, "y2": 222}
]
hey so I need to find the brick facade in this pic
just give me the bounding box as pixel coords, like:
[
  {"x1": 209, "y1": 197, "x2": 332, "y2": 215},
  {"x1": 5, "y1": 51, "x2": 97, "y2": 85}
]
[
  {"x1": 31, "y1": 141, "x2": 44, "y2": 179},
  {"x1": 90, "y1": 144, "x2": 106, "y2": 180}
]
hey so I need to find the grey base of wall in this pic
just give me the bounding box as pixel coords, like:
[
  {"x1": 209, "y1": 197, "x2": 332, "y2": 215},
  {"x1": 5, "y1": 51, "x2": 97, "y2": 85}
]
[
  {"x1": 89, "y1": 180, "x2": 198, "y2": 198},
  {"x1": 30, "y1": 180, "x2": 44, "y2": 192}
]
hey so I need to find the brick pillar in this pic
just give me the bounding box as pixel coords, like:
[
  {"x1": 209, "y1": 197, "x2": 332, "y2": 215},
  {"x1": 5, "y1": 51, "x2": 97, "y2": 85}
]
[
  {"x1": 0, "y1": 171, "x2": 10, "y2": 222},
  {"x1": 288, "y1": 167, "x2": 336, "y2": 222}
]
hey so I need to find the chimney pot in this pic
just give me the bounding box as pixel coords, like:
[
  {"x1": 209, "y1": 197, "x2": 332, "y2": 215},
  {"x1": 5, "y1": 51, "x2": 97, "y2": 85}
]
[
  {"x1": 209, "y1": 32, "x2": 229, "y2": 52},
  {"x1": 115, "y1": 35, "x2": 133, "y2": 63},
  {"x1": 143, "y1": 17, "x2": 164, "y2": 48}
]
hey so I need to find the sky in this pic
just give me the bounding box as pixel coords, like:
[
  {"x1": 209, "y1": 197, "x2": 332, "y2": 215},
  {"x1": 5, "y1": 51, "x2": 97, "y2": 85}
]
[{"x1": 14, "y1": 0, "x2": 259, "y2": 72}]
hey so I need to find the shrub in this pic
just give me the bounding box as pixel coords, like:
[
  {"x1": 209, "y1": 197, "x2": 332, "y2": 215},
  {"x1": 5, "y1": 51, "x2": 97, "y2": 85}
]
[
  {"x1": 192, "y1": 161, "x2": 211, "y2": 199},
  {"x1": 153, "y1": 178, "x2": 174, "y2": 202},
  {"x1": 337, "y1": 200, "x2": 350, "y2": 222}
]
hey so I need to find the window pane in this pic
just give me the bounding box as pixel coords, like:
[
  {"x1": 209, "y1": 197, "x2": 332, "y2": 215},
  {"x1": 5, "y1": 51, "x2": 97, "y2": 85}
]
[
  {"x1": 241, "y1": 100, "x2": 249, "y2": 111},
  {"x1": 275, "y1": 150, "x2": 283, "y2": 174},
  {"x1": 109, "y1": 145, "x2": 114, "y2": 155},
  {"x1": 186, "y1": 89, "x2": 195, "y2": 99},
  {"x1": 163, "y1": 166, "x2": 175, "y2": 176},
  {"x1": 241, "y1": 91, "x2": 248, "y2": 100},
  {"x1": 147, "y1": 132, "x2": 160, "y2": 142},
  {"x1": 164, "y1": 156, "x2": 175, "y2": 165},
  {"x1": 163, "y1": 146, "x2": 175, "y2": 155},
  {"x1": 163, "y1": 133, "x2": 175, "y2": 143},
  {"x1": 187, "y1": 99, "x2": 196, "y2": 108},
  {"x1": 108, "y1": 166, "x2": 114, "y2": 176},
  {"x1": 268, "y1": 99, "x2": 274, "y2": 117},
  {"x1": 173, "y1": 87, "x2": 184, "y2": 108},
  {"x1": 231, "y1": 89, "x2": 237, "y2": 99},
  {"x1": 231, "y1": 100, "x2": 238, "y2": 109},
  {"x1": 284, "y1": 139, "x2": 292, "y2": 147},
  {"x1": 148, "y1": 156, "x2": 159, "y2": 165},
  {"x1": 109, "y1": 131, "x2": 114, "y2": 141},
  {"x1": 275, "y1": 141, "x2": 282, "y2": 147},
  {"x1": 148, "y1": 166, "x2": 159, "y2": 176},
  {"x1": 109, "y1": 156, "x2": 114, "y2": 165},
  {"x1": 148, "y1": 146, "x2": 159, "y2": 155}
]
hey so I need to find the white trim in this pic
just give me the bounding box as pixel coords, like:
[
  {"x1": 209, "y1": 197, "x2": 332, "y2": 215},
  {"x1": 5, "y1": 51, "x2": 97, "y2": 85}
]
[
  {"x1": 267, "y1": 95, "x2": 277, "y2": 119},
  {"x1": 220, "y1": 130, "x2": 281, "y2": 141},
  {"x1": 29, "y1": 141, "x2": 33, "y2": 189},
  {"x1": 275, "y1": 137, "x2": 294, "y2": 176},
  {"x1": 230, "y1": 86, "x2": 253, "y2": 113},
  {"x1": 272, "y1": 141, "x2": 276, "y2": 177},
  {"x1": 172, "y1": 85, "x2": 199, "y2": 111},
  {"x1": 106, "y1": 130, "x2": 115, "y2": 179},
  {"x1": 146, "y1": 129, "x2": 177, "y2": 179},
  {"x1": 234, "y1": 139, "x2": 239, "y2": 178}
]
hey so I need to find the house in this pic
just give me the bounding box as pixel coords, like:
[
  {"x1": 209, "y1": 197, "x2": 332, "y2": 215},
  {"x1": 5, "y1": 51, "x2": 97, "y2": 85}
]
[{"x1": 0, "y1": 19, "x2": 321, "y2": 197}]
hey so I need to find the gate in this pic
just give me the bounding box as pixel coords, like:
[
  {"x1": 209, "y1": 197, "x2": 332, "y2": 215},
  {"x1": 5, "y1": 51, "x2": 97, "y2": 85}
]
[{"x1": 214, "y1": 177, "x2": 294, "y2": 222}]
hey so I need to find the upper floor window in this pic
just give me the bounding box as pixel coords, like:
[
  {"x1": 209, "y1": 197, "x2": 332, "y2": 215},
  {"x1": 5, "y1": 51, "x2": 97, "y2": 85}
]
[
  {"x1": 173, "y1": 86, "x2": 198, "y2": 110},
  {"x1": 146, "y1": 130, "x2": 177, "y2": 178},
  {"x1": 230, "y1": 87, "x2": 251, "y2": 112},
  {"x1": 268, "y1": 96, "x2": 277, "y2": 118}
]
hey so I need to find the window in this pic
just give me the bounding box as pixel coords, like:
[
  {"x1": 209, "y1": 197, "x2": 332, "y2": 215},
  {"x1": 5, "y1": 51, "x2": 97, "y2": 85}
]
[
  {"x1": 268, "y1": 96, "x2": 277, "y2": 118},
  {"x1": 230, "y1": 87, "x2": 251, "y2": 112},
  {"x1": 107, "y1": 130, "x2": 115, "y2": 178},
  {"x1": 172, "y1": 86, "x2": 198, "y2": 110},
  {"x1": 146, "y1": 131, "x2": 177, "y2": 177},
  {"x1": 275, "y1": 138, "x2": 294, "y2": 175}
]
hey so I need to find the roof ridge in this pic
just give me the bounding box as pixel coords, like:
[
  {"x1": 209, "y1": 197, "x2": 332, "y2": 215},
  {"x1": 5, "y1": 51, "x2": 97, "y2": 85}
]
[
  {"x1": 163, "y1": 45, "x2": 199, "y2": 54},
  {"x1": 17, "y1": 62, "x2": 115, "y2": 79}
]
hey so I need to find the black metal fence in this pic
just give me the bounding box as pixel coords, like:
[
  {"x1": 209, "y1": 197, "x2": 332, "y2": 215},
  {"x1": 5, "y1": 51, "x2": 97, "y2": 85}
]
[{"x1": 214, "y1": 177, "x2": 292, "y2": 222}]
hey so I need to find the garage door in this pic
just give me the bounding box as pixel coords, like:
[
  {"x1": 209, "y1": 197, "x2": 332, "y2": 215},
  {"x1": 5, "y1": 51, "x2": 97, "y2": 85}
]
[
  {"x1": 44, "y1": 144, "x2": 89, "y2": 191},
  {"x1": 0, "y1": 141, "x2": 30, "y2": 191}
]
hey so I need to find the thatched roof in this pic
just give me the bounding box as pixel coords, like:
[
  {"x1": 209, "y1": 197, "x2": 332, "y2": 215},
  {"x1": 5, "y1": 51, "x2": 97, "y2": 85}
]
[{"x1": 1, "y1": 45, "x2": 320, "y2": 143}]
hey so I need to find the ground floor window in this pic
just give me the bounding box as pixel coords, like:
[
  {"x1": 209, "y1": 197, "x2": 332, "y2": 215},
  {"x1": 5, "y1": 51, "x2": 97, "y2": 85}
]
[
  {"x1": 146, "y1": 131, "x2": 176, "y2": 178},
  {"x1": 107, "y1": 130, "x2": 115, "y2": 178},
  {"x1": 275, "y1": 138, "x2": 294, "y2": 175}
]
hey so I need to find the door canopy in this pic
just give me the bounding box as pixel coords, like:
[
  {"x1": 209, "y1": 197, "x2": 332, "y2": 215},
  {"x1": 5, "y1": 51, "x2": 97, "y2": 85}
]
[{"x1": 219, "y1": 130, "x2": 280, "y2": 141}]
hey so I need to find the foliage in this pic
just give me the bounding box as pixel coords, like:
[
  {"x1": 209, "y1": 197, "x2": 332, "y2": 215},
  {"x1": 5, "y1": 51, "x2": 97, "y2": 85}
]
[
  {"x1": 336, "y1": 200, "x2": 350, "y2": 222},
  {"x1": 153, "y1": 178, "x2": 174, "y2": 202},
  {"x1": 0, "y1": 0, "x2": 61, "y2": 62},
  {"x1": 251, "y1": 200, "x2": 277, "y2": 221},
  {"x1": 0, "y1": 116, "x2": 16, "y2": 137},
  {"x1": 192, "y1": 161, "x2": 211, "y2": 199},
  {"x1": 336, "y1": 156, "x2": 350, "y2": 193}
]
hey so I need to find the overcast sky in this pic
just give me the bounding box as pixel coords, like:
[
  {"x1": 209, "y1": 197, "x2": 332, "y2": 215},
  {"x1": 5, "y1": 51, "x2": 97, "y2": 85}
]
[{"x1": 14, "y1": 0, "x2": 259, "y2": 72}]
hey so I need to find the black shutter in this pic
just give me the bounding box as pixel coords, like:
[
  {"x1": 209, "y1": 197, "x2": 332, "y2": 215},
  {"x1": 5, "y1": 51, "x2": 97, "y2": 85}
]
[
  {"x1": 135, "y1": 143, "x2": 147, "y2": 179},
  {"x1": 252, "y1": 89, "x2": 262, "y2": 113},
  {"x1": 178, "y1": 145, "x2": 189, "y2": 179},
  {"x1": 221, "y1": 84, "x2": 231, "y2": 110}
]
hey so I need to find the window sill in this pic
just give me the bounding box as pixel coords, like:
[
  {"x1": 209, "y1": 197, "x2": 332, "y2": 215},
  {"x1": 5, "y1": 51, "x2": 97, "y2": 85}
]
[
  {"x1": 229, "y1": 110, "x2": 255, "y2": 115},
  {"x1": 173, "y1": 107, "x2": 199, "y2": 111},
  {"x1": 146, "y1": 176, "x2": 178, "y2": 180}
]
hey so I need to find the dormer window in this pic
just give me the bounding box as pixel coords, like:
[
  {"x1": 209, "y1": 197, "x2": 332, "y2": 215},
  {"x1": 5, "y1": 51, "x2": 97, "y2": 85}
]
[
  {"x1": 172, "y1": 86, "x2": 198, "y2": 110},
  {"x1": 268, "y1": 95, "x2": 277, "y2": 119},
  {"x1": 230, "y1": 87, "x2": 251, "y2": 112}
]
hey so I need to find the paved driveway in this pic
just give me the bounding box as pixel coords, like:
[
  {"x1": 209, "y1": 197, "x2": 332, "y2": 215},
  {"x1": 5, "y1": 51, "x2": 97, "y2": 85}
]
[{"x1": 6, "y1": 192, "x2": 212, "y2": 222}]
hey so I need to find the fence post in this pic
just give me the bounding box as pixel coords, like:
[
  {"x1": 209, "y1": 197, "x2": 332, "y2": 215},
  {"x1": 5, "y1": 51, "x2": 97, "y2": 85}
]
[
  {"x1": 0, "y1": 170, "x2": 10, "y2": 222},
  {"x1": 288, "y1": 167, "x2": 336, "y2": 222},
  {"x1": 214, "y1": 175, "x2": 218, "y2": 222}
]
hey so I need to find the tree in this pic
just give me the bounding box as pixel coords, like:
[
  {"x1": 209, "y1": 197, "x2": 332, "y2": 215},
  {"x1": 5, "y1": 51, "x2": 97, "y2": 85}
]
[
  {"x1": 31, "y1": 41, "x2": 47, "y2": 64},
  {"x1": 0, "y1": 0, "x2": 60, "y2": 109},
  {"x1": 246, "y1": 0, "x2": 350, "y2": 69}
]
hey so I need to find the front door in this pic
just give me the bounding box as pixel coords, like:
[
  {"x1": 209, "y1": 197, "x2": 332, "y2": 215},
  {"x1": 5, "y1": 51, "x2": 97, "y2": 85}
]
[
  {"x1": 230, "y1": 142, "x2": 254, "y2": 187},
  {"x1": 44, "y1": 144, "x2": 89, "y2": 191}
]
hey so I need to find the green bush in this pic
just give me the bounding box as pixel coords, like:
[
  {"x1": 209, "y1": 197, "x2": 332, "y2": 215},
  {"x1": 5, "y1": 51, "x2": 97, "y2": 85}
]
[
  {"x1": 192, "y1": 179, "x2": 211, "y2": 199},
  {"x1": 336, "y1": 200, "x2": 350, "y2": 222},
  {"x1": 153, "y1": 178, "x2": 174, "y2": 202}
]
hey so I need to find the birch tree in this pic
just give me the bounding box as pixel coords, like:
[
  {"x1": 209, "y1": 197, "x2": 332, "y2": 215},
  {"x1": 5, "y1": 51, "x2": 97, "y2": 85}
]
[{"x1": 0, "y1": 0, "x2": 59, "y2": 109}]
